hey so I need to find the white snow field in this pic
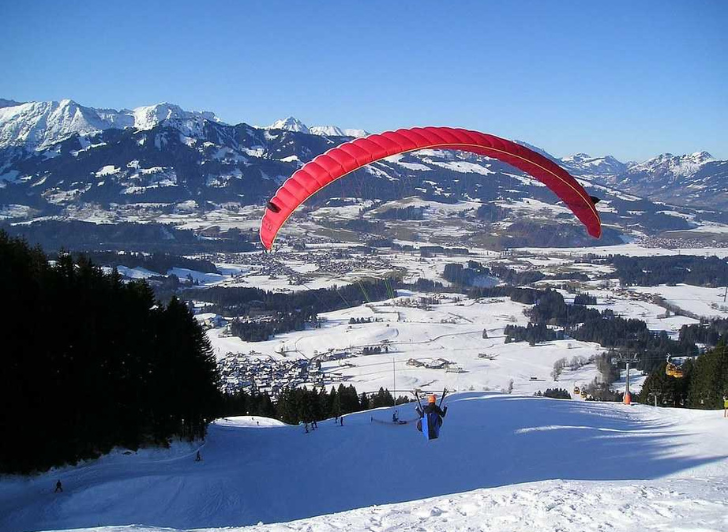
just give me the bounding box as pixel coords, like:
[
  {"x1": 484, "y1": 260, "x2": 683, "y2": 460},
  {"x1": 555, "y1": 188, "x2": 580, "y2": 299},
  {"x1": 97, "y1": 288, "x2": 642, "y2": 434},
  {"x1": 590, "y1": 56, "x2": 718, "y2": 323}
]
[
  {"x1": 2, "y1": 395, "x2": 727, "y2": 532},
  {"x1": 206, "y1": 293, "x2": 605, "y2": 396}
]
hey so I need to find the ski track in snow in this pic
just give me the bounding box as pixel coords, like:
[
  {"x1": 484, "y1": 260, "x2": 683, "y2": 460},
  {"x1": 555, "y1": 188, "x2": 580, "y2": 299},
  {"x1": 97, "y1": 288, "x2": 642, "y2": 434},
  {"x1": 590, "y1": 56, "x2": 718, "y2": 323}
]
[{"x1": 2, "y1": 397, "x2": 728, "y2": 532}]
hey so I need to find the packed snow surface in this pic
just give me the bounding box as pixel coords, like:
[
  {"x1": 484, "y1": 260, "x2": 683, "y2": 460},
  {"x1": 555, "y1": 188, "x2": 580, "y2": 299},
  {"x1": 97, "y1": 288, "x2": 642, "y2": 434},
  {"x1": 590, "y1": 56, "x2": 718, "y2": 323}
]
[{"x1": 2, "y1": 395, "x2": 727, "y2": 532}]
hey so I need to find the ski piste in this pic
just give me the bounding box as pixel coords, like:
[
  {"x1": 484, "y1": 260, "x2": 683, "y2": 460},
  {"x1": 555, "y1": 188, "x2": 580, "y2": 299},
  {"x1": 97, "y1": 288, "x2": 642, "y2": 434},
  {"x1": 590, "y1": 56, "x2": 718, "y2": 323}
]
[{"x1": 4, "y1": 392, "x2": 728, "y2": 532}]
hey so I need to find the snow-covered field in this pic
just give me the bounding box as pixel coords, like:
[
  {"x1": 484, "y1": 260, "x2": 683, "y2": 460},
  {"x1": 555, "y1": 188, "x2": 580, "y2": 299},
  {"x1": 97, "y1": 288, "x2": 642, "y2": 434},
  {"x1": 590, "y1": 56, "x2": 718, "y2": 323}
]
[
  {"x1": 631, "y1": 284, "x2": 728, "y2": 319},
  {"x1": 207, "y1": 293, "x2": 605, "y2": 396},
  {"x1": 2, "y1": 395, "x2": 727, "y2": 532}
]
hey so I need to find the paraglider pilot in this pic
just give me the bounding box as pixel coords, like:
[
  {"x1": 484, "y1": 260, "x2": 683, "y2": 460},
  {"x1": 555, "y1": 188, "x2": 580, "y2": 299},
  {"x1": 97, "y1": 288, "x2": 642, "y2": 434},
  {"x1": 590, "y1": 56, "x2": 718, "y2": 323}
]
[{"x1": 417, "y1": 394, "x2": 447, "y2": 440}]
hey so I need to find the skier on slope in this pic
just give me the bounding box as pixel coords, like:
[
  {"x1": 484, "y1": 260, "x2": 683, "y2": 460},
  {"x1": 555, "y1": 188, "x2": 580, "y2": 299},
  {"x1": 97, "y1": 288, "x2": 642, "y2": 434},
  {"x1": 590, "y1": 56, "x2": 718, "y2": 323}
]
[{"x1": 417, "y1": 394, "x2": 447, "y2": 439}]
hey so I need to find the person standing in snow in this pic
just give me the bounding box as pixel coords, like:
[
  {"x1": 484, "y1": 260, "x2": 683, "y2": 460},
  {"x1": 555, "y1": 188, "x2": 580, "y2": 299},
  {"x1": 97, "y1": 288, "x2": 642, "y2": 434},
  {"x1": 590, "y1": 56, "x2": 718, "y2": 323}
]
[
  {"x1": 417, "y1": 394, "x2": 447, "y2": 439},
  {"x1": 54, "y1": 480, "x2": 63, "y2": 493},
  {"x1": 723, "y1": 395, "x2": 728, "y2": 418},
  {"x1": 195, "y1": 451, "x2": 202, "y2": 462}
]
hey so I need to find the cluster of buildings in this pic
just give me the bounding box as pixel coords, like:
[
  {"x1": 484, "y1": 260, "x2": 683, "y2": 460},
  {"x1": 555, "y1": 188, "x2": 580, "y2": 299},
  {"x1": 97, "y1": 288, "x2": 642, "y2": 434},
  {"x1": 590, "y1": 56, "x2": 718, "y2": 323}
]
[
  {"x1": 217, "y1": 354, "x2": 324, "y2": 397},
  {"x1": 406, "y1": 357, "x2": 453, "y2": 369},
  {"x1": 637, "y1": 236, "x2": 728, "y2": 249},
  {"x1": 216, "y1": 351, "x2": 355, "y2": 397},
  {"x1": 215, "y1": 248, "x2": 396, "y2": 285}
]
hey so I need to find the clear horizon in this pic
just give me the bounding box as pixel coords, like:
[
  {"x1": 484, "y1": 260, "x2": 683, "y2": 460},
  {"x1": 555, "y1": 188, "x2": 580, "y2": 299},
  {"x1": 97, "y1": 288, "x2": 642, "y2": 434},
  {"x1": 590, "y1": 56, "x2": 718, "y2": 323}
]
[{"x1": 1, "y1": 0, "x2": 726, "y2": 161}]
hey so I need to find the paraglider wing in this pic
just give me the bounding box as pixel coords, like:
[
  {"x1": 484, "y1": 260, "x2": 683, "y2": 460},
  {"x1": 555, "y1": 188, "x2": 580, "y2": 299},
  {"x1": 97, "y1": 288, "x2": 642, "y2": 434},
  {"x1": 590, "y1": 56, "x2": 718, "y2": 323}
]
[{"x1": 260, "y1": 127, "x2": 602, "y2": 249}]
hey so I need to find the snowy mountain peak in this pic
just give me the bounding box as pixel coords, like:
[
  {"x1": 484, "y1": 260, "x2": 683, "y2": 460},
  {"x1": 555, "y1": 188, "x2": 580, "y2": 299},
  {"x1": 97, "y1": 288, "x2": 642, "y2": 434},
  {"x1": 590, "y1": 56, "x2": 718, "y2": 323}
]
[
  {"x1": 633, "y1": 151, "x2": 717, "y2": 177},
  {"x1": 310, "y1": 125, "x2": 345, "y2": 137},
  {"x1": 513, "y1": 140, "x2": 558, "y2": 161},
  {"x1": 309, "y1": 126, "x2": 370, "y2": 138},
  {"x1": 689, "y1": 151, "x2": 714, "y2": 163},
  {"x1": 559, "y1": 152, "x2": 627, "y2": 178},
  {"x1": 562, "y1": 152, "x2": 592, "y2": 162},
  {"x1": 0, "y1": 99, "x2": 109, "y2": 150},
  {"x1": 342, "y1": 128, "x2": 369, "y2": 138},
  {"x1": 269, "y1": 116, "x2": 309, "y2": 134},
  {"x1": 130, "y1": 103, "x2": 219, "y2": 130}
]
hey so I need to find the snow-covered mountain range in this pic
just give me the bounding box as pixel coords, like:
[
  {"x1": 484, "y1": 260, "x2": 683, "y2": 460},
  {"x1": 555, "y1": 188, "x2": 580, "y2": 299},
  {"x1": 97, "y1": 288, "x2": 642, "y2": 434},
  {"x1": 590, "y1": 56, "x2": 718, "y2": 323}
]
[
  {"x1": 0, "y1": 98, "x2": 726, "y2": 243},
  {"x1": 270, "y1": 116, "x2": 368, "y2": 138},
  {"x1": 0, "y1": 100, "x2": 221, "y2": 151},
  {"x1": 595, "y1": 152, "x2": 728, "y2": 210},
  {"x1": 560, "y1": 153, "x2": 629, "y2": 177}
]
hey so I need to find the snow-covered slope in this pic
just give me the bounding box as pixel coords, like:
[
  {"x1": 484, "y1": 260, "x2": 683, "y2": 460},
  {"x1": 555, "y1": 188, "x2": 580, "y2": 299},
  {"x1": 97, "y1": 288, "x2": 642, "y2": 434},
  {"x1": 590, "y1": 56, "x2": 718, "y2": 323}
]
[{"x1": 1, "y1": 394, "x2": 727, "y2": 532}]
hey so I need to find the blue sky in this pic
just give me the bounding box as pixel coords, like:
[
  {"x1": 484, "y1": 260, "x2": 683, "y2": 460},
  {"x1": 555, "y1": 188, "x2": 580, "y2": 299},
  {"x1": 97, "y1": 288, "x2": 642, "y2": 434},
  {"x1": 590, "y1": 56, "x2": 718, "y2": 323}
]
[{"x1": 1, "y1": 0, "x2": 726, "y2": 161}]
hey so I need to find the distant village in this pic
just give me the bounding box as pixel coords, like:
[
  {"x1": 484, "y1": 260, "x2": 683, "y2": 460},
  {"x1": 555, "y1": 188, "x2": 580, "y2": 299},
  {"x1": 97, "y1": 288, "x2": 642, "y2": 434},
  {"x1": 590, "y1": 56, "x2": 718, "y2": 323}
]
[
  {"x1": 217, "y1": 354, "x2": 323, "y2": 397},
  {"x1": 217, "y1": 346, "x2": 384, "y2": 398}
]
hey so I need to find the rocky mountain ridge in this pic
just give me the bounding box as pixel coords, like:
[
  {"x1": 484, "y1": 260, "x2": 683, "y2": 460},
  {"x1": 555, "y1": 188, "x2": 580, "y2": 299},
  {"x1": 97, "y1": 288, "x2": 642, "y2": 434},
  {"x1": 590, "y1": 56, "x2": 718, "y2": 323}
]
[{"x1": 0, "y1": 98, "x2": 726, "y2": 249}]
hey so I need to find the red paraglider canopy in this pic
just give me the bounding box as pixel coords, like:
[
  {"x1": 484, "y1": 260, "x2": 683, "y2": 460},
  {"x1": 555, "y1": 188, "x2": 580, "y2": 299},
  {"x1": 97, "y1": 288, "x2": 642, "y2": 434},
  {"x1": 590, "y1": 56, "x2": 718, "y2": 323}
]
[{"x1": 260, "y1": 127, "x2": 601, "y2": 249}]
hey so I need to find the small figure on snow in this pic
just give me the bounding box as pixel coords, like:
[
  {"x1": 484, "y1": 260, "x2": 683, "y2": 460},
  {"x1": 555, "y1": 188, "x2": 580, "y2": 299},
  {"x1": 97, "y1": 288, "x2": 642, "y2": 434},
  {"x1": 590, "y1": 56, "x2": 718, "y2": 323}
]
[
  {"x1": 392, "y1": 410, "x2": 399, "y2": 423},
  {"x1": 340, "y1": 416, "x2": 344, "y2": 426},
  {"x1": 304, "y1": 422, "x2": 309, "y2": 433},
  {"x1": 417, "y1": 394, "x2": 448, "y2": 440},
  {"x1": 54, "y1": 480, "x2": 63, "y2": 493},
  {"x1": 723, "y1": 395, "x2": 728, "y2": 418},
  {"x1": 195, "y1": 451, "x2": 202, "y2": 462}
]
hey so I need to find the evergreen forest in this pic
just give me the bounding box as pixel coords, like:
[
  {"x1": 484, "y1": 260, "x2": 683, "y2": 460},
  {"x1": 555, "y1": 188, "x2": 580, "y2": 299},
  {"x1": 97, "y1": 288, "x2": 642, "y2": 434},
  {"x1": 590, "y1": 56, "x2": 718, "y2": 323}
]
[{"x1": 0, "y1": 231, "x2": 220, "y2": 473}]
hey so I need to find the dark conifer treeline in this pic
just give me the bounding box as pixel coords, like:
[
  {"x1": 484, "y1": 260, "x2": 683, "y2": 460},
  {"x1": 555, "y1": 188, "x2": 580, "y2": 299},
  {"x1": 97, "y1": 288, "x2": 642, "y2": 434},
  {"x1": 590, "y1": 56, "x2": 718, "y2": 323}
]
[
  {"x1": 483, "y1": 287, "x2": 697, "y2": 372},
  {"x1": 536, "y1": 388, "x2": 571, "y2": 399},
  {"x1": 376, "y1": 206, "x2": 425, "y2": 220},
  {"x1": 467, "y1": 285, "x2": 543, "y2": 304},
  {"x1": 229, "y1": 314, "x2": 320, "y2": 342},
  {"x1": 679, "y1": 318, "x2": 728, "y2": 347},
  {"x1": 639, "y1": 342, "x2": 728, "y2": 409},
  {"x1": 504, "y1": 323, "x2": 563, "y2": 345},
  {"x1": 187, "y1": 279, "x2": 396, "y2": 342},
  {"x1": 218, "y1": 385, "x2": 409, "y2": 425},
  {"x1": 444, "y1": 262, "x2": 545, "y2": 287},
  {"x1": 573, "y1": 293, "x2": 597, "y2": 306},
  {"x1": 185, "y1": 279, "x2": 394, "y2": 316},
  {"x1": 610, "y1": 255, "x2": 728, "y2": 287},
  {"x1": 521, "y1": 289, "x2": 697, "y2": 371},
  {"x1": 72, "y1": 251, "x2": 220, "y2": 275},
  {"x1": 0, "y1": 231, "x2": 220, "y2": 474}
]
